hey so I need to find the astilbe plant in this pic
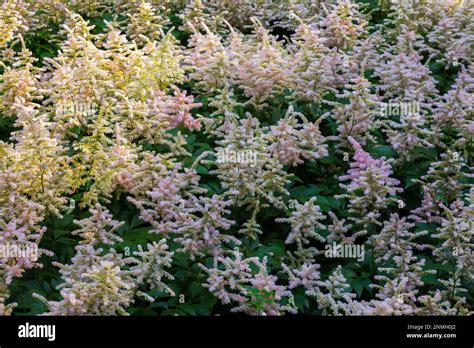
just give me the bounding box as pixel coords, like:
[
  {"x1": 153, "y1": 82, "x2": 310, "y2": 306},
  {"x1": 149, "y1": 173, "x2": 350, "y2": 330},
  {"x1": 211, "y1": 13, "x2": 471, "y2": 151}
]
[
  {"x1": 34, "y1": 207, "x2": 175, "y2": 315},
  {"x1": 371, "y1": 213, "x2": 428, "y2": 262},
  {"x1": 233, "y1": 19, "x2": 290, "y2": 109},
  {"x1": 278, "y1": 197, "x2": 325, "y2": 299},
  {"x1": 381, "y1": 0, "x2": 445, "y2": 38},
  {"x1": 178, "y1": 0, "x2": 226, "y2": 33},
  {"x1": 276, "y1": 197, "x2": 326, "y2": 247},
  {"x1": 309, "y1": 265, "x2": 358, "y2": 315},
  {"x1": 337, "y1": 137, "x2": 402, "y2": 231},
  {"x1": 431, "y1": 198, "x2": 474, "y2": 314},
  {"x1": 72, "y1": 118, "x2": 140, "y2": 207},
  {"x1": 427, "y1": 4, "x2": 474, "y2": 67},
  {"x1": 131, "y1": 239, "x2": 175, "y2": 296},
  {"x1": 431, "y1": 65, "x2": 474, "y2": 152},
  {"x1": 1, "y1": 116, "x2": 74, "y2": 215},
  {"x1": 34, "y1": 244, "x2": 140, "y2": 316},
  {"x1": 0, "y1": 0, "x2": 32, "y2": 48},
  {"x1": 71, "y1": 204, "x2": 124, "y2": 246},
  {"x1": 125, "y1": 0, "x2": 170, "y2": 45},
  {"x1": 367, "y1": 213, "x2": 436, "y2": 315},
  {"x1": 184, "y1": 22, "x2": 236, "y2": 94},
  {"x1": 267, "y1": 106, "x2": 328, "y2": 166},
  {"x1": 287, "y1": 21, "x2": 334, "y2": 103},
  {"x1": 325, "y1": 75, "x2": 379, "y2": 146},
  {"x1": 199, "y1": 249, "x2": 296, "y2": 315},
  {"x1": 128, "y1": 158, "x2": 239, "y2": 259},
  {"x1": 0, "y1": 37, "x2": 40, "y2": 121},
  {"x1": 374, "y1": 28, "x2": 438, "y2": 157},
  {"x1": 210, "y1": 113, "x2": 290, "y2": 237},
  {"x1": 318, "y1": 0, "x2": 368, "y2": 50},
  {"x1": 0, "y1": 205, "x2": 50, "y2": 314},
  {"x1": 409, "y1": 151, "x2": 473, "y2": 224}
]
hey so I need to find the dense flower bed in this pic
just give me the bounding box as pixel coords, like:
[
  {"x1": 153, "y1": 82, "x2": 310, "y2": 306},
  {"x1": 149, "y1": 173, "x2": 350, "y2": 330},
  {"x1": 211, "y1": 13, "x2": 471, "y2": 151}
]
[{"x1": 0, "y1": 0, "x2": 472, "y2": 316}]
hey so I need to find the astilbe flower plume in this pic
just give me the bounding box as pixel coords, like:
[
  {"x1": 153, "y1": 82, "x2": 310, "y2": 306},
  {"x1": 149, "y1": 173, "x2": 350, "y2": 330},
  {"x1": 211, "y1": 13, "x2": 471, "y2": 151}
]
[
  {"x1": 0, "y1": 213, "x2": 50, "y2": 313},
  {"x1": 318, "y1": 0, "x2": 368, "y2": 49},
  {"x1": 71, "y1": 204, "x2": 124, "y2": 246},
  {"x1": 365, "y1": 214, "x2": 437, "y2": 315},
  {"x1": 326, "y1": 211, "x2": 355, "y2": 244},
  {"x1": 374, "y1": 28, "x2": 438, "y2": 155},
  {"x1": 431, "y1": 65, "x2": 474, "y2": 151},
  {"x1": 184, "y1": 23, "x2": 236, "y2": 93},
  {"x1": 234, "y1": 19, "x2": 289, "y2": 109},
  {"x1": 325, "y1": 75, "x2": 379, "y2": 146},
  {"x1": 178, "y1": 0, "x2": 226, "y2": 33},
  {"x1": 129, "y1": 160, "x2": 239, "y2": 259},
  {"x1": 0, "y1": 0, "x2": 32, "y2": 47},
  {"x1": 34, "y1": 245, "x2": 140, "y2": 316},
  {"x1": 309, "y1": 266, "x2": 357, "y2": 315},
  {"x1": 282, "y1": 262, "x2": 321, "y2": 296},
  {"x1": 267, "y1": 106, "x2": 328, "y2": 166},
  {"x1": 131, "y1": 239, "x2": 175, "y2": 296},
  {"x1": 199, "y1": 249, "x2": 295, "y2": 315},
  {"x1": 429, "y1": 197, "x2": 474, "y2": 314},
  {"x1": 1, "y1": 113, "x2": 75, "y2": 216},
  {"x1": 0, "y1": 37, "x2": 41, "y2": 122},
  {"x1": 372, "y1": 213, "x2": 428, "y2": 262},
  {"x1": 210, "y1": 113, "x2": 290, "y2": 237},
  {"x1": 287, "y1": 20, "x2": 334, "y2": 103},
  {"x1": 276, "y1": 197, "x2": 326, "y2": 247},
  {"x1": 409, "y1": 151, "x2": 473, "y2": 224},
  {"x1": 125, "y1": 0, "x2": 170, "y2": 44},
  {"x1": 73, "y1": 118, "x2": 140, "y2": 207},
  {"x1": 337, "y1": 137, "x2": 402, "y2": 229}
]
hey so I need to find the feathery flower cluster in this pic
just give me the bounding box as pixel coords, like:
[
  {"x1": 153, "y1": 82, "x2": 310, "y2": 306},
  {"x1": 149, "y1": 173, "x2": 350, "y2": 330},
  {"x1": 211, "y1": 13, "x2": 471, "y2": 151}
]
[
  {"x1": 199, "y1": 249, "x2": 295, "y2": 315},
  {"x1": 71, "y1": 204, "x2": 124, "y2": 246},
  {"x1": 0, "y1": 0, "x2": 32, "y2": 48},
  {"x1": 34, "y1": 205, "x2": 176, "y2": 315},
  {"x1": 268, "y1": 106, "x2": 328, "y2": 166},
  {"x1": 211, "y1": 114, "x2": 290, "y2": 215},
  {"x1": 337, "y1": 137, "x2": 402, "y2": 229},
  {"x1": 132, "y1": 239, "x2": 175, "y2": 296},
  {"x1": 128, "y1": 161, "x2": 239, "y2": 259},
  {"x1": 326, "y1": 76, "x2": 379, "y2": 145},
  {"x1": 35, "y1": 244, "x2": 140, "y2": 315},
  {"x1": 276, "y1": 197, "x2": 326, "y2": 246}
]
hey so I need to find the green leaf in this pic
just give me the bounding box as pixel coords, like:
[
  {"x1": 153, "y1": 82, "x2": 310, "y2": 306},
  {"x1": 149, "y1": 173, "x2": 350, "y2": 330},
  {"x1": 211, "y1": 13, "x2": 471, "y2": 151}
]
[
  {"x1": 288, "y1": 175, "x2": 304, "y2": 183},
  {"x1": 431, "y1": 263, "x2": 454, "y2": 272},
  {"x1": 294, "y1": 293, "x2": 310, "y2": 309},
  {"x1": 318, "y1": 155, "x2": 338, "y2": 164},
  {"x1": 354, "y1": 280, "x2": 364, "y2": 297},
  {"x1": 421, "y1": 273, "x2": 439, "y2": 285},
  {"x1": 56, "y1": 237, "x2": 76, "y2": 245},
  {"x1": 178, "y1": 303, "x2": 196, "y2": 315},
  {"x1": 150, "y1": 302, "x2": 169, "y2": 309},
  {"x1": 195, "y1": 164, "x2": 208, "y2": 175},
  {"x1": 130, "y1": 214, "x2": 145, "y2": 229},
  {"x1": 371, "y1": 145, "x2": 397, "y2": 158},
  {"x1": 290, "y1": 185, "x2": 320, "y2": 199},
  {"x1": 190, "y1": 282, "x2": 203, "y2": 297},
  {"x1": 52, "y1": 229, "x2": 70, "y2": 238}
]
